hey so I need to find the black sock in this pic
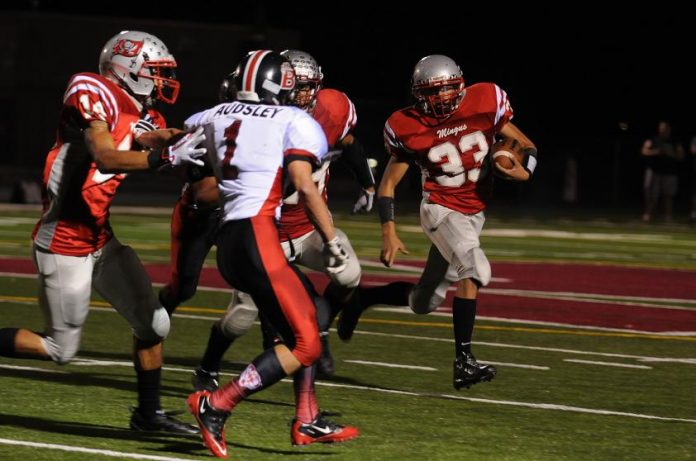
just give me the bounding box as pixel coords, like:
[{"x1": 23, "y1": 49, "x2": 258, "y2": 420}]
[
  {"x1": 200, "y1": 324, "x2": 234, "y2": 372},
  {"x1": 360, "y1": 281, "x2": 414, "y2": 308},
  {"x1": 314, "y1": 295, "x2": 336, "y2": 333},
  {"x1": 452, "y1": 297, "x2": 476, "y2": 358},
  {"x1": 136, "y1": 368, "x2": 161, "y2": 417},
  {"x1": 0, "y1": 328, "x2": 19, "y2": 358},
  {"x1": 158, "y1": 288, "x2": 178, "y2": 316},
  {"x1": 245, "y1": 347, "x2": 287, "y2": 396}
]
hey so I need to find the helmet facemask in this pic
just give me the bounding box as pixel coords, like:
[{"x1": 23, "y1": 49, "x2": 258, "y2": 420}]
[
  {"x1": 413, "y1": 78, "x2": 465, "y2": 118},
  {"x1": 280, "y1": 50, "x2": 323, "y2": 112},
  {"x1": 138, "y1": 60, "x2": 180, "y2": 104},
  {"x1": 288, "y1": 79, "x2": 321, "y2": 111}
]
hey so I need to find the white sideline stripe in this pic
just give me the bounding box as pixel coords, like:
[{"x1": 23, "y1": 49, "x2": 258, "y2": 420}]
[
  {"x1": 564, "y1": 359, "x2": 653, "y2": 369},
  {"x1": 67, "y1": 358, "x2": 696, "y2": 424},
  {"x1": 0, "y1": 438, "x2": 198, "y2": 461},
  {"x1": 344, "y1": 360, "x2": 437, "y2": 371},
  {"x1": 0, "y1": 364, "x2": 69, "y2": 373},
  {"x1": 435, "y1": 396, "x2": 696, "y2": 424},
  {"x1": 481, "y1": 288, "x2": 696, "y2": 311},
  {"x1": 374, "y1": 307, "x2": 696, "y2": 336},
  {"x1": 358, "y1": 260, "x2": 511, "y2": 282},
  {"x1": 347, "y1": 330, "x2": 696, "y2": 365},
  {"x1": 485, "y1": 361, "x2": 550, "y2": 370}
]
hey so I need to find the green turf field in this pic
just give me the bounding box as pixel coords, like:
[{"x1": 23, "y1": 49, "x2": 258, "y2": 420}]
[{"x1": 1, "y1": 205, "x2": 695, "y2": 460}]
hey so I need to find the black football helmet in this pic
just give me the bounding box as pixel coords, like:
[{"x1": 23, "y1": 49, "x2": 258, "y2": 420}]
[{"x1": 222, "y1": 50, "x2": 296, "y2": 105}]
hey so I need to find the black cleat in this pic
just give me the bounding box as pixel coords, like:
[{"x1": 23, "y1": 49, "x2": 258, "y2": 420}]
[
  {"x1": 187, "y1": 391, "x2": 230, "y2": 458},
  {"x1": 129, "y1": 408, "x2": 199, "y2": 435},
  {"x1": 316, "y1": 332, "x2": 335, "y2": 378},
  {"x1": 192, "y1": 368, "x2": 220, "y2": 392},
  {"x1": 336, "y1": 303, "x2": 364, "y2": 342},
  {"x1": 453, "y1": 353, "x2": 497, "y2": 390}
]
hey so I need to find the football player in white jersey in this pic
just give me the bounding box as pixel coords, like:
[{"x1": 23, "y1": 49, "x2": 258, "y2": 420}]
[
  {"x1": 376, "y1": 55, "x2": 536, "y2": 390},
  {"x1": 191, "y1": 50, "x2": 376, "y2": 385},
  {"x1": 0, "y1": 31, "x2": 203, "y2": 433},
  {"x1": 185, "y1": 51, "x2": 359, "y2": 459}
]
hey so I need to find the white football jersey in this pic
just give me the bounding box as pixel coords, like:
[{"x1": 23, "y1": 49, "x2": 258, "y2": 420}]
[{"x1": 185, "y1": 101, "x2": 328, "y2": 222}]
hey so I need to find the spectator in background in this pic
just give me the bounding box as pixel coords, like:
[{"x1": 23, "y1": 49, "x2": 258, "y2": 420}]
[{"x1": 641, "y1": 120, "x2": 684, "y2": 222}]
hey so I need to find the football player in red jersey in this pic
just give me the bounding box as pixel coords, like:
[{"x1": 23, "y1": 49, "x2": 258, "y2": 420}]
[
  {"x1": 375, "y1": 55, "x2": 537, "y2": 389},
  {"x1": 0, "y1": 31, "x2": 205, "y2": 433},
  {"x1": 190, "y1": 49, "x2": 376, "y2": 386}
]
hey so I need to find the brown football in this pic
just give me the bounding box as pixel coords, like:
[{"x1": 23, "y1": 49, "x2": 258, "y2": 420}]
[{"x1": 491, "y1": 137, "x2": 525, "y2": 170}]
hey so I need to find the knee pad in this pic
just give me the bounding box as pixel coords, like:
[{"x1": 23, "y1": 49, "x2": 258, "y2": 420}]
[
  {"x1": 449, "y1": 247, "x2": 491, "y2": 287},
  {"x1": 43, "y1": 335, "x2": 78, "y2": 365},
  {"x1": 409, "y1": 280, "x2": 447, "y2": 315},
  {"x1": 219, "y1": 293, "x2": 259, "y2": 338},
  {"x1": 134, "y1": 307, "x2": 170, "y2": 342}
]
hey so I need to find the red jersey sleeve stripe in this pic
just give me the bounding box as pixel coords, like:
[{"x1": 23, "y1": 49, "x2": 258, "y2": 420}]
[
  {"x1": 340, "y1": 98, "x2": 357, "y2": 141},
  {"x1": 64, "y1": 76, "x2": 119, "y2": 128}
]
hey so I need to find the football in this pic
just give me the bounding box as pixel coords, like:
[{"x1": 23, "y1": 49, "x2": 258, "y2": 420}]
[{"x1": 491, "y1": 137, "x2": 525, "y2": 170}]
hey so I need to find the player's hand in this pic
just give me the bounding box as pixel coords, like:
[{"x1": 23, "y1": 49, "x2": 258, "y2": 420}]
[
  {"x1": 380, "y1": 232, "x2": 408, "y2": 267},
  {"x1": 494, "y1": 154, "x2": 530, "y2": 181},
  {"x1": 323, "y1": 236, "x2": 349, "y2": 274},
  {"x1": 166, "y1": 127, "x2": 207, "y2": 166},
  {"x1": 351, "y1": 188, "x2": 375, "y2": 214}
]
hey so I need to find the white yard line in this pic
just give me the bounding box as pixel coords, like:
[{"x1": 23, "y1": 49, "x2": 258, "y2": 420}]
[
  {"x1": 564, "y1": 359, "x2": 653, "y2": 369},
  {"x1": 0, "y1": 364, "x2": 69, "y2": 373},
  {"x1": 485, "y1": 361, "x2": 550, "y2": 370},
  {"x1": 66, "y1": 358, "x2": 695, "y2": 424},
  {"x1": 0, "y1": 438, "x2": 199, "y2": 461},
  {"x1": 343, "y1": 360, "x2": 437, "y2": 371}
]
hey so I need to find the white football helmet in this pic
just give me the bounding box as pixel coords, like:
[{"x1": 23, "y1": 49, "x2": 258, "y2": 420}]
[
  {"x1": 280, "y1": 49, "x2": 323, "y2": 111},
  {"x1": 99, "y1": 30, "x2": 179, "y2": 104},
  {"x1": 411, "y1": 55, "x2": 465, "y2": 118}
]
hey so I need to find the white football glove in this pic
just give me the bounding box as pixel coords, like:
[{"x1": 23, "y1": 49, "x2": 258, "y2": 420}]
[
  {"x1": 166, "y1": 127, "x2": 207, "y2": 166},
  {"x1": 352, "y1": 188, "x2": 375, "y2": 214},
  {"x1": 323, "y1": 236, "x2": 349, "y2": 274}
]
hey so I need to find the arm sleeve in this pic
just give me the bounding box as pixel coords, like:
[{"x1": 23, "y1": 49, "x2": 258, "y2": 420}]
[{"x1": 340, "y1": 137, "x2": 375, "y2": 188}]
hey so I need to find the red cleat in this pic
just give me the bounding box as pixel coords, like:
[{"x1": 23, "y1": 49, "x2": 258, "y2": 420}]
[
  {"x1": 187, "y1": 391, "x2": 230, "y2": 458},
  {"x1": 291, "y1": 412, "x2": 359, "y2": 446}
]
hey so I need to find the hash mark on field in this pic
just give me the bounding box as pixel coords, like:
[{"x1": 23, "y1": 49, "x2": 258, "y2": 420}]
[
  {"x1": 0, "y1": 438, "x2": 198, "y2": 460},
  {"x1": 564, "y1": 359, "x2": 653, "y2": 369}
]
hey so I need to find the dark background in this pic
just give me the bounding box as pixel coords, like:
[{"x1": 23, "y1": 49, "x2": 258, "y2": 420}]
[{"x1": 1, "y1": 2, "x2": 695, "y2": 217}]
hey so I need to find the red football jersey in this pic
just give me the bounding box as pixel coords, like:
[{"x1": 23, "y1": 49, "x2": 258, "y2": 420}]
[
  {"x1": 279, "y1": 88, "x2": 356, "y2": 241},
  {"x1": 384, "y1": 82, "x2": 512, "y2": 214},
  {"x1": 32, "y1": 72, "x2": 166, "y2": 256}
]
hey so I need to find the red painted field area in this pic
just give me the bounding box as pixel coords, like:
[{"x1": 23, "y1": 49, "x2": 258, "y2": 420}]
[{"x1": 1, "y1": 257, "x2": 694, "y2": 333}]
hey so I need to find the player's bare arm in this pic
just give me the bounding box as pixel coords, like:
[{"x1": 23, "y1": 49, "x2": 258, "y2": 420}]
[
  {"x1": 85, "y1": 120, "x2": 155, "y2": 172},
  {"x1": 377, "y1": 157, "x2": 410, "y2": 267},
  {"x1": 136, "y1": 128, "x2": 183, "y2": 149},
  {"x1": 495, "y1": 122, "x2": 536, "y2": 181},
  {"x1": 288, "y1": 159, "x2": 336, "y2": 243},
  {"x1": 191, "y1": 176, "x2": 220, "y2": 207}
]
